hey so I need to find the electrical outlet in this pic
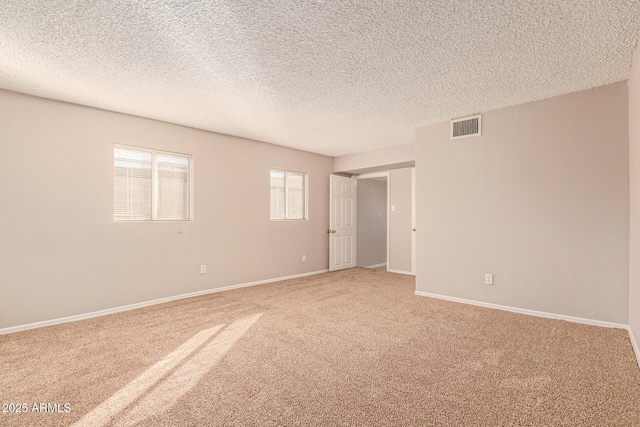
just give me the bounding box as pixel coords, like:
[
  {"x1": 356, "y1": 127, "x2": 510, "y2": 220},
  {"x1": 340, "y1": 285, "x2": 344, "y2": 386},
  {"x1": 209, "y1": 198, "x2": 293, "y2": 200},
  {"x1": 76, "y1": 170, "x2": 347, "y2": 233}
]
[
  {"x1": 200, "y1": 265, "x2": 207, "y2": 274},
  {"x1": 302, "y1": 254, "x2": 306, "y2": 262},
  {"x1": 485, "y1": 274, "x2": 493, "y2": 285}
]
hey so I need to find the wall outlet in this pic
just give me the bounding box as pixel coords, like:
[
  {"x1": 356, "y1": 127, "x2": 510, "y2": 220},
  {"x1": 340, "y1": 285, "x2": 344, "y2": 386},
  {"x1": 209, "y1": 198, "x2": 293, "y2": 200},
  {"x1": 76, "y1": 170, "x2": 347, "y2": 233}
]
[
  {"x1": 485, "y1": 274, "x2": 493, "y2": 285},
  {"x1": 200, "y1": 265, "x2": 207, "y2": 274},
  {"x1": 302, "y1": 254, "x2": 306, "y2": 262}
]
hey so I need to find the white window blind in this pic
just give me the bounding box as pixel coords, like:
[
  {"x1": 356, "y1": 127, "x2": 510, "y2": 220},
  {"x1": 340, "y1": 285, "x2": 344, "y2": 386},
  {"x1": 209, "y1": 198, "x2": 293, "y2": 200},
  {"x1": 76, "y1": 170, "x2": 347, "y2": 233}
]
[
  {"x1": 270, "y1": 170, "x2": 286, "y2": 220},
  {"x1": 114, "y1": 145, "x2": 191, "y2": 221},
  {"x1": 114, "y1": 147, "x2": 152, "y2": 220},
  {"x1": 270, "y1": 169, "x2": 307, "y2": 220},
  {"x1": 156, "y1": 153, "x2": 190, "y2": 220}
]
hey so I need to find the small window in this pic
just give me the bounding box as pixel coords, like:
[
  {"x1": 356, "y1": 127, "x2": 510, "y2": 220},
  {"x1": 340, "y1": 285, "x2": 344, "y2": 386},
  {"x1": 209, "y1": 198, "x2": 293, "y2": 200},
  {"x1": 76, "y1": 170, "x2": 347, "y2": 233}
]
[
  {"x1": 114, "y1": 145, "x2": 191, "y2": 221},
  {"x1": 270, "y1": 169, "x2": 307, "y2": 220}
]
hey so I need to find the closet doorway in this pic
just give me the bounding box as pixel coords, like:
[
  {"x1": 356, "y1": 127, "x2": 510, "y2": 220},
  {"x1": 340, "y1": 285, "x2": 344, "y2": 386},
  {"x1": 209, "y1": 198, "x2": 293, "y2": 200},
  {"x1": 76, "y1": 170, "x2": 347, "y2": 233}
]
[{"x1": 356, "y1": 173, "x2": 388, "y2": 270}]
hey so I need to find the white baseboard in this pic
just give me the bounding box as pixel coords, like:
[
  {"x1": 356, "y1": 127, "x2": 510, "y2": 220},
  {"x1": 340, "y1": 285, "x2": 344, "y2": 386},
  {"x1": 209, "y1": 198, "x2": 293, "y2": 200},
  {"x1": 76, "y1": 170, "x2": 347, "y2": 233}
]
[
  {"x1": 387, "y1": 268, "x2": 415, "y2": 276},
  {"x1": 414, "y1": 291, "x2": 628, "y2": 330},
  {"x1": 0, "y1": 269, "x2": 329, "y2": 335},
  {"x1": 629, "y1": 327, "x2": 640, "y2": 369},
  {"x1": 365, "y1": 263, "x2": 387, "y2": 269}
]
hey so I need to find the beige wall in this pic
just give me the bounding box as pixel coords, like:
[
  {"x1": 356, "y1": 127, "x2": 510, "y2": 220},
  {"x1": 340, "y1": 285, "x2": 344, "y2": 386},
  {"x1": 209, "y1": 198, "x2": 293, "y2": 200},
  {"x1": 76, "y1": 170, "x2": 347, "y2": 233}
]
[
  {"x1": 629, "y1": 44, "x2": 640, "y2": 363},
  {"x1": 415, "y1": 82, "x2": 629, "y2": 324},
  {"x1": 388, "y1": 168, "x2": 413, "y2": 273},
  {"x1": 0, "y1": 90, "x2": 333, "y2": 329},
  {"x1": 356, "y1": 179, "x2": 387, "y2": 267},
  {"x1": 334, "y1": 142, "x2": 415, "y2": 174}
]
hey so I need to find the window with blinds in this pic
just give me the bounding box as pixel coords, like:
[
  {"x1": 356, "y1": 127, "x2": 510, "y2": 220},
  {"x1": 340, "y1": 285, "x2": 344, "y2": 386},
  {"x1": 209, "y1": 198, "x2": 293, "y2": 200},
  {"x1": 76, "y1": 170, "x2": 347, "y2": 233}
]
[
  {"x1": 270, "y1": 169, "x2": 307, "y2": 220},
  {"x1": 114, "y1": 145, "x2": 191, "y2": 221}
]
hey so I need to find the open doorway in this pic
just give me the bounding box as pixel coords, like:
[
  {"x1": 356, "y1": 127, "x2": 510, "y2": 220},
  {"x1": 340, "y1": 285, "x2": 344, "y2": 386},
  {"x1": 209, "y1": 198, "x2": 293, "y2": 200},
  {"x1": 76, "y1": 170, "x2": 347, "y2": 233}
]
[
  {"x1": 356, "y1": 174, "x2": 388, "y2": 270},
  {"x1": 329, "y1": 168, "x2": 414, "y2": 275}
]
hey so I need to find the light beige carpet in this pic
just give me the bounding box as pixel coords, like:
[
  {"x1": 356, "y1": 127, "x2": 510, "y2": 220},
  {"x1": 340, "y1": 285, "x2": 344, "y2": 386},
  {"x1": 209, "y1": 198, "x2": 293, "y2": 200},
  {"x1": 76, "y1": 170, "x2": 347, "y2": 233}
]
[{"x1": 1, "y1": 268, "x2": 639, "y2": 426}]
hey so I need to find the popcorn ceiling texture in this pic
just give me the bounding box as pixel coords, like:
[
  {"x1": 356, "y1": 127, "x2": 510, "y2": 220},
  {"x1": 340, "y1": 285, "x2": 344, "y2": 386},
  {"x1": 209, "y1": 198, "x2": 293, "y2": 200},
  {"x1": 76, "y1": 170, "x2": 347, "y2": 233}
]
[{"x1": 0, "y1": 1, "x2": 639, "y2": 156}]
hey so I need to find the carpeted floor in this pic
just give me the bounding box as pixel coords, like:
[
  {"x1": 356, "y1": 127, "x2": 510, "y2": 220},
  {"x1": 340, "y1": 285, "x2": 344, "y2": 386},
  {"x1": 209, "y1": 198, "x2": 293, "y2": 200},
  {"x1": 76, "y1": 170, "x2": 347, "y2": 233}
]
[{"x1": 1, "y1": 268, "x2": 639, "y2": 426}]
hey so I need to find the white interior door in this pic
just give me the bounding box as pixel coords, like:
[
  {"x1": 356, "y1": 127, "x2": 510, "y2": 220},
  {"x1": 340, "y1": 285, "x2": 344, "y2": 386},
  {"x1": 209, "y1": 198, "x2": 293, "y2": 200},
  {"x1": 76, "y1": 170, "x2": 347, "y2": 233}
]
[
  {"x1": 411, "y1": 167, "x2": 416, "y2": 275},
  {"x1": 329, "y1": 174, "x2": 357, "y2": 271}
]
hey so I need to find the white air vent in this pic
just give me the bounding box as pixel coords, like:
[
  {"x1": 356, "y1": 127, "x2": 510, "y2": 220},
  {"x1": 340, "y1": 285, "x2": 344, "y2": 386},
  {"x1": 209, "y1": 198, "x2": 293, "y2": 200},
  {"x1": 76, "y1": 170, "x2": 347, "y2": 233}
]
[{"x1": 450, "y1": 114, "x2": 481, "y2": 140}]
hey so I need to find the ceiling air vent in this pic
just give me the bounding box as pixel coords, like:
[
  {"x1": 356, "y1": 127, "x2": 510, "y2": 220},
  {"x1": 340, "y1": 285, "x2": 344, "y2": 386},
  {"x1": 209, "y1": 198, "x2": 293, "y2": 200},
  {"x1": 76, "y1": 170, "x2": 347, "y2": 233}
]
[{"x1": 450, "y1": 114, "x2": 481, "y2": 140}]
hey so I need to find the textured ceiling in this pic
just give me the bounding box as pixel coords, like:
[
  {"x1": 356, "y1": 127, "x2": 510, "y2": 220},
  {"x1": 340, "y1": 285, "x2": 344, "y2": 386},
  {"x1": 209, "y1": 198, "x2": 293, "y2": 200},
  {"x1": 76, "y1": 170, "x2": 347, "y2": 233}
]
[{"x1": 1, "y1": 1, "x2": 640, "y2": 157}]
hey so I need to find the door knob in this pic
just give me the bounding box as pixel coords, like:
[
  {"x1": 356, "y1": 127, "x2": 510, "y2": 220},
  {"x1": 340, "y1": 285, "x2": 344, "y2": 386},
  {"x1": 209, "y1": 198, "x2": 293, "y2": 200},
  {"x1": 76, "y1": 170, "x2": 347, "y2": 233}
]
[{"x1": 412, "y1": 227, "x2": 416, "y2": 232}]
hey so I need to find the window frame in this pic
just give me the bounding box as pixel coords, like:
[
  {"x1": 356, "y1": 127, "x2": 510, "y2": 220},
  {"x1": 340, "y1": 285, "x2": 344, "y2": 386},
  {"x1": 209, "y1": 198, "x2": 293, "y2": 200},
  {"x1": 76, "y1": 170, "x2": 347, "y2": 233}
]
[
  {"x1": 270, "y1": 168, "x2": 309, "y2": 221},
  {"x1": 113, "y1": 143, "x2": 193, "y2": 222}
]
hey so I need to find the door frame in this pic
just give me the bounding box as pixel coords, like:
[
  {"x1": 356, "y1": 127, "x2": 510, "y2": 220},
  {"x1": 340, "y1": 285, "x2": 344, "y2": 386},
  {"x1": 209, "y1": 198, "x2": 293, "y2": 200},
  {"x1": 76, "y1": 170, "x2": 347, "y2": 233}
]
[{"x1": 358, "y1": 168, "x2": 415, "y2": 276}]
